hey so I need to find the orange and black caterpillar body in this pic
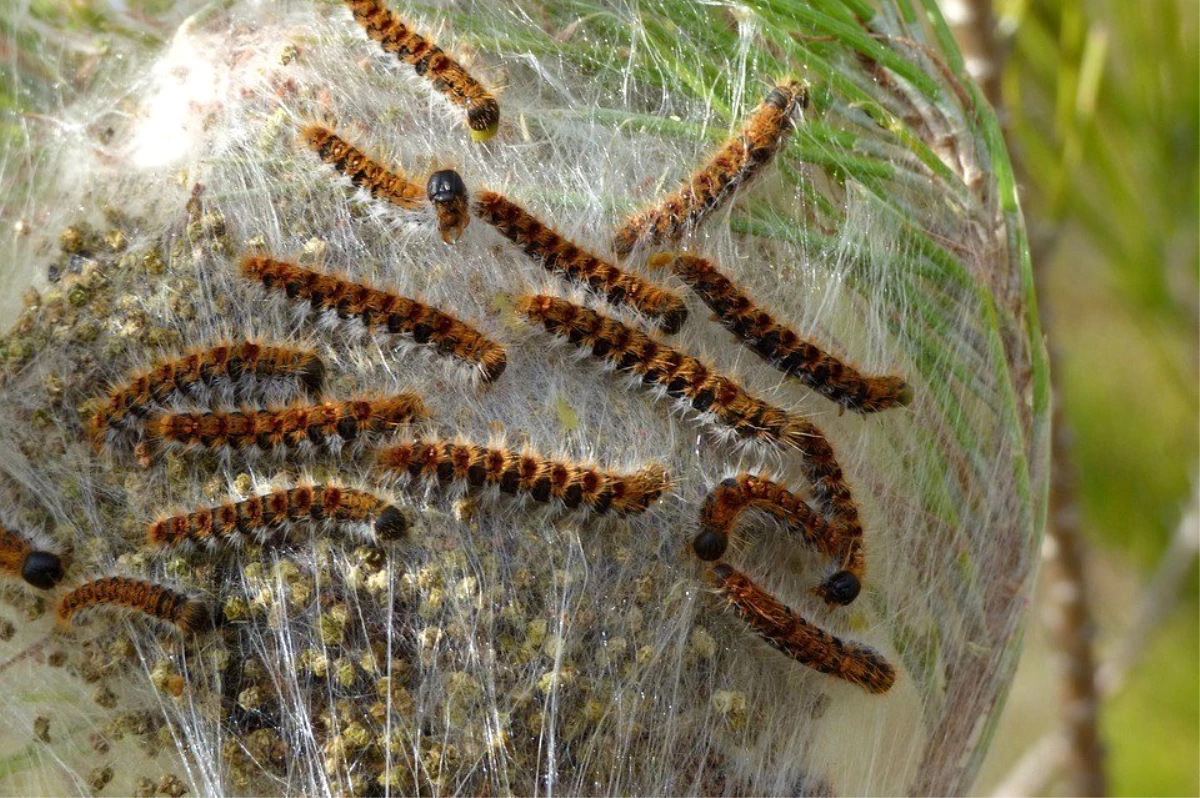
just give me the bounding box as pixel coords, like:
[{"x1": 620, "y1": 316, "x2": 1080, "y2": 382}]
[
  {"x1": 90, "y1": 341, "x2": 325, "y2": 450},
  {"x1": 149, "y1": 485, "x2": 409, "y2": 549},
  {"x1": 57, "y1": 577, "x2": 216, "y2": 635},
  {"x1": 518, "y1": 296, "x2": 860, "y2": 530},
  {"x1": 303, "y1": 125, "x2": 425, "y2": 210},
  {"x1": 613, "y1": 80, "x2": 808, "y2": 257},
  {"x1": 519, "y1": 295, "x2": 805, "y2": 446},
  {"x1": 340, "y1": 0, "x2": 500, "y2": 141},
  {"x1": 697, "y1": 474, "x2": 862, "y2": 606},
  {"x1": 426, "y1": 169, "x2": 471, "y2": 244},
  {"x1": 473, "y1": 190, "x2": 688, "y2": 334},
  {"x1": 148, "y1": 395, "x2": 427, "y2": 456},
  {"x1": 650, "y1": 253, "x2": 912, "y2": 413},
  {"x1": 240, "y1": 256, "x2": 506, "y2": 383},
  {"x1": 708, "y1": 563, "x2": 894, "y2": 694},
  {"x1": 0, "y1": 524, "x2": 63, "y2": 590},
  {"x1": 377, "y1": 438, "x2": 670, "y2": 515}
]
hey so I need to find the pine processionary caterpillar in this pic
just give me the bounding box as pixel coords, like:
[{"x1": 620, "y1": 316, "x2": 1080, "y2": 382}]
[
  {"x1": 649, "y1": 252, "x2": 912, "y2": 413},
  {"x1": 89, "y1": 341, "x2": 326, "y2": 450},
  {"x1": 518, "y1": 296, "x2": 862, "y2": 539},
  {"x1": 148, "y1": 486, "x2": 410, "y2": 549},
  {"x1": 303, "y1": 124, "x2": 425, "y2": 210},
  {"x1": 472, "y1": 190, "x2": 688, "y2": 334},
  {"x1": 0, "y1": 524, "x2": 63, "y2": 590},
  {"x1": 426, "y1": 169, "x2": 471, "y2": 244},
  {"x1": 57, "y1": 577, "x2": 216, "y2": 635},
  {"x1": 708, "y1": 563, "x2": 894, "y2": 694},
  {"x1": 148, "y1": 395, "x2": 428, "y2": 457},
  {"x1": 697, "y1": 474, "x2": 863, "y2": 606},
  {"x1": 376, "y1": 438, "x2": 670, "y2": 515},
  {"x1": 240, "y1": 256, "x2": 507, "y2": 383},
  {"x1": 613, "y1": 80, "x2": 808, "y2": 257},
  {"x1": 519, "y1": 295, "x2": 802, "y2": 446},
  {"x1": 339, "y1": 0, "x2": 500, "y2": 141}
]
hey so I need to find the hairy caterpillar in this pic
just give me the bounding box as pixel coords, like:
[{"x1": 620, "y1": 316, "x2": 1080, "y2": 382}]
[
  {"x1": 376, "y1": 438, "x2": 670, "y2": 515},
  {"x1": 517, "y1": 295, "x2": 861, "y2": 532},
  {"x1": 708, "y1": 563, "x2": 894, "y2": 694},
  {"x1": 426, "y1": 169, "x2": 471, "y2": 244},
  {"x1": 613, "y1": 80, "x2": 808, "y2": 257},
  {"x1": 89, "y1": 341, "x2": 325, "y2": 450},
  {"x1": 0, "y1": 524, "x2": 63, "y2": 590},
  {"x1": 649, "y1": 253, "x2": 912, "y2": 413},
  {"x1": 148, "y1": 395, "x2": 428, "y2": 457},
  {"x1": 339, "y1": 0, "x2": 500, "y2": 141},
  {"x1": 303, "y1": 124, "x2": 425, "y2": 210},
  {"x1": 240, "y1": 256, "x2": 507, "y2": 383},
  {"x1": 518, "y1": 294, "x2": 798, "y2": 445},
  {"x1": 148, "y1": 485, "x2": 410, "y2": 549},
  {"x1": 57, "y1": 577, "x2": 216, "y2": 636},
  {"x1": 473, "y1": 190, "x2": 688, "y2": 333},
  {"x1": 697, "y1": 474, "x2": 863, "y2": 606}
]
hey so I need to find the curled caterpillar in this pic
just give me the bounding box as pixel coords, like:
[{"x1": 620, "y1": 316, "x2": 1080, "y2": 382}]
[
  {"x1": 517, "y1": 295, "x2": 859, "y2": 530},
  {"x1": 649, "y1": 253, "x2": 912, "y2": 413},
  {"x1": 240, "y1": 256, "x2": 506, "y2": 383},
  {"x1": 89, "y1": 341, "x2": 325, "y2": 450},
  {"x1": 57, "y1": 577, "x2": 216, "y2": 635},
  {"x1": 0, "y1": 524, "x2": 63, "y2": 590},
  {"x1": 473, "y1": 190, "x2": 688, "y2": 333},
  {"x1": 697, "y1": 474, "x2": 862, "y2": 606},
  {"x1": 708, "y1": 563, "x2": 894, "y2": 694},
  {"x1": 426, "y1": 169, "x2": 471, "y2": 244},
  {"x1": 148, "y1": 395, "x2": 427, "y2": 458},
  {"x1": 340, "y1": 0, "x2": 500, "y2": 141},
  {"x1": 613, "y1": 80, "x2": 808, "y2": 257},
  {"x1": 376, "y1": 438, "x2": 669, "y2": 515},
  {"x1": 303, "y1": 124, "x2": 425, "y2": 210},
  {"x1": 148, "y1": 485, "x2": 410, "y2": 549}
]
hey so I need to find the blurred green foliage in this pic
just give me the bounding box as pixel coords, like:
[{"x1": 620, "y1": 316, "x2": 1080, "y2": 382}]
[
  {"x1": 999, "y1": 0, "x2": 1198, "y2": 794},
  {"x1": 1104, "y1": 604, "x2": 1200, "y2": 797}
]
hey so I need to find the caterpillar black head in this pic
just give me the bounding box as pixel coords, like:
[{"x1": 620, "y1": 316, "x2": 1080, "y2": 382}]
[
  {"x1": 22, "y1": 551, "x2": 64, "y2": 590},
  {"x1": 426, "y1": 170, "x2": 471, "y2": 244}
]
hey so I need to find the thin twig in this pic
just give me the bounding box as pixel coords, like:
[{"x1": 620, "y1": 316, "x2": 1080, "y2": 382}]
[
  {"x1": 992, "y1": 733, "x2": 1068, "y2": 798},
  {"x1": 1042, "y1": 410, "x2": 1108, "y2": 796},
  {"x1": 1025, "y1": 225, "x2": 1108, "y2": 798},
  {"x1": 1024, "y1": 225, "x2": 1109, "y2": 796}
]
